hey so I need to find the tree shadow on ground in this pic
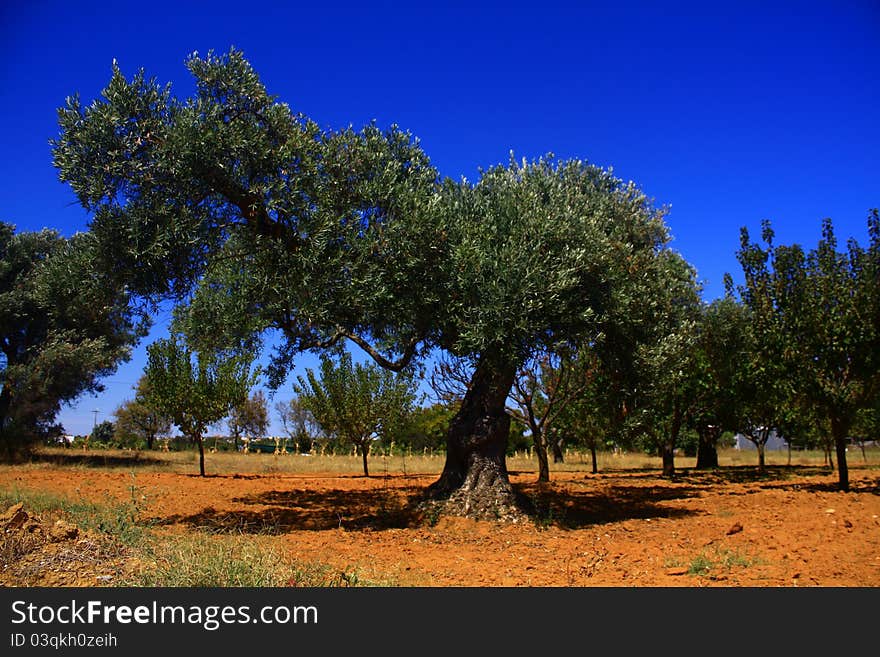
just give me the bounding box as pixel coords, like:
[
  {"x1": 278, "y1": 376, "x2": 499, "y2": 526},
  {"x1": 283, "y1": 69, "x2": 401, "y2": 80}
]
[
  {"x1": 150, "y1": 475, "x2": 712, "y2": 534},
  {"x1": 515, "y1": 481, "x2": 703, "y2": 529},
  {"x1": 146, "y1": 464, "x2": 875, "y2": 534},
  {"x1": 150, "y1": 484, "x2": 429, "y2": 534},
  {"x1": 755, "y1": 476, "x2": 880, "y2": 495},
  {"x1": 11, "y1": 450, "x2": 167, "y2": 469},
  {"x1": 674, "y1": 464, "x2": 833, "y2": 486}
]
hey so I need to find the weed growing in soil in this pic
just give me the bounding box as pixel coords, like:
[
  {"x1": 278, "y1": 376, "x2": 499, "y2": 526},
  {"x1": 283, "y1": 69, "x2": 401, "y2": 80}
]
[{"x1": 666, "y1": 547, "x2": 758, "y2": 577}]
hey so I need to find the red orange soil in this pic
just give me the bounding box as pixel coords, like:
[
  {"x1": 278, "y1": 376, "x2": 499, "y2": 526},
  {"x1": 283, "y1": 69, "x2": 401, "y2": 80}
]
[{"x1": 2, "y1": 461, "x2": 879, "y2": 587}]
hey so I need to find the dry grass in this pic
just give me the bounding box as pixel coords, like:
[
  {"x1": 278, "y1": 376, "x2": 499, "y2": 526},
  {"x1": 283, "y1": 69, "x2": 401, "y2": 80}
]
[{"x1": 7, "y1": 444, "x2": 875, "y2": 478}]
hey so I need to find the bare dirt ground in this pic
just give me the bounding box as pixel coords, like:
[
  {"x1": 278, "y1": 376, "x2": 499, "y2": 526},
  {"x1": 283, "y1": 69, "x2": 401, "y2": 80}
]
[{"x1": 2, "y1": 455, "x2": 879, "y2": 587}]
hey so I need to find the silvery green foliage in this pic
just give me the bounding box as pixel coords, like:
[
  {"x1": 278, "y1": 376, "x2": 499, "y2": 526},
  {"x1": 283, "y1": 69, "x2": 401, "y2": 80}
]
[
  {"x1": 0, "y1": 223, "x2": 146, "y2": 450},
  {"x1": 52, "y1": 48, "x2": 673, "y2": 386}
]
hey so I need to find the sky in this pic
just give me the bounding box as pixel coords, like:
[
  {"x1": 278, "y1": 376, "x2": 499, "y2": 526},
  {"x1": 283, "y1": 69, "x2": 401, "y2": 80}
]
[{"x1": 2, "y1": 0, "x2": 878, "y2": 436}]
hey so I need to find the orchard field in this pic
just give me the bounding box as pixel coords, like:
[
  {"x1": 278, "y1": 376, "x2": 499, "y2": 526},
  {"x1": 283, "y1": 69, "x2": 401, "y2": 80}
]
[{"x1": 2, "y1": 447, "x2": 878, "y2": 587}]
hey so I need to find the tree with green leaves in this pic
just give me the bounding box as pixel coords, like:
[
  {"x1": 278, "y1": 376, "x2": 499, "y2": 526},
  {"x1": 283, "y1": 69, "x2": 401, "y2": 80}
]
[
  {"x1": 293, "y1": 353, "x2": 419, "y2": 476},
  {"x1": 621, "y1": 252, "x2": 702, "y2": 478},
  {"x1": 398, "y1": 402, "x2": 457, "y2": 454},
  {"x1": 688, "y1": 297, "x2": 751, "y2": 469},
  {"x1": 508, "y1": 353, "x2": 584, "y2": 482},
  {"x1": 113, "y1": 375, "x2": 173, "y2": 449},
  {"x1": 89, "y1": 419, "x2": 115, "y2": 447},
  {"x1": 228, "y1": 390, "x2": 269, "y2": 451},
  {"x1": 52, "y1": 48, "x2": 676, "y2": 517},
  {"x1": 554, "y1": 349, "x2": 627, "y2": 475},
  {"x1": 143, "y1": 335, "x2": 256, "y2": 476},
  {"x1": 726, "y1": 222, "x2": 799, "y2": 474},
  {"x1": 740, "y1": 214, "x2": 879, "y2": 490},
  {"x1": 275, "y1": 397, "x2": 320, "y2": 454},
  {"x1": 0, "y1": 222, "x2": 145, "y2": 457}
]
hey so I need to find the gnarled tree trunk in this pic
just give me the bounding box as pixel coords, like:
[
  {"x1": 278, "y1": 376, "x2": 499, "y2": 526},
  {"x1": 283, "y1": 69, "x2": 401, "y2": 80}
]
[
  {"x1": 661, "y1": 442, "x2": 676, "y2": 478},
  {"x1": 695, "y1": 425, "x2": 720, "y2": 469},
  {"x1": 427, "y1": 352, "x2": 520, "y2": 519},
  {"x1": 551, "y1": 436, "x2": 564, "y2": 463}
]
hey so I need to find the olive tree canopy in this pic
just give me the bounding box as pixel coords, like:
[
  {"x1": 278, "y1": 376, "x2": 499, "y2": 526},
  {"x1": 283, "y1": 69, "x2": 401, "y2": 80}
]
[
  {"x1": 0, "y1": 223, "x2": 145, "y2": 456},
  {"x1": 53, "y1": 48, "x2": 677, "y2": 517}
]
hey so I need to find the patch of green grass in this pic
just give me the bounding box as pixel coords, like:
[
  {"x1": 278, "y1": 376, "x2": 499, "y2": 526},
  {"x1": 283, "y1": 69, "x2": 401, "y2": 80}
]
[
  {"x1": 0, "y1": 484, "x2": 147, "y2": 547},
  {"x1": 688, "y1": 554, "x2": 714, "y2": 576},
  {"x1": 1, "y1": 486, "x2": 395, "y2": 587},
  {"x1": 685, "y1": 547, "x2": 758, "y2": 577}
]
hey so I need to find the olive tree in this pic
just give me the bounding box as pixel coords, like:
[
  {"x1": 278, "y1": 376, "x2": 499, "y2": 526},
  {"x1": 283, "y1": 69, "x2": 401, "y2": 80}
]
[
  {"x1": 0, "y1": 223, "x2": 145, "y2": 456},
  {"x1": 52, "y1": 48, "x2": 675, "y2": 518}
]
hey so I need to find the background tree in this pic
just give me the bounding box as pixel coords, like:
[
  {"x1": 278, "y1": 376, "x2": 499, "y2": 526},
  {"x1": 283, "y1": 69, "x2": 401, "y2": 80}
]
[
  {"x1": 768, "y1": 213, "x2": 879, "y2": 490},
  {"x1": 621, "y1": 252, "x2": 702, "y2": 478},
  {"x1": 143, "y1": 335, "x2": 256, "y2": 476},
  {"x1": 52, "y1": 49, "x2": 676, "y2": 517},
  {"x1": 726, "y1": 222, "x2": 797, "y2": 474},
  {"x1": 398, "y1": 402, "x2": 457, "y2": 454},
  {"x1": 508, "y1": 353, "x2": 583, "y2": 482},
  {"x1": 88, "y1": 419, "x2": 115, "y2": 447},
  {"x1": 275, "y1": 397, "x2": 320, "y2": 454},
  {"x1": 687, "y1": 297, "x2": 751, "y2": 469},
  {"x1": 113, "y1": 375, "x2": 173, "y2": 449},
  {"x1": 554, "y1": 349, "x2": 627, "y2": 475},
  {"x1": 0, "y1": 222, "x2": 146, "y2": 457},
  {"x1": 293, "y1": 353, "x2": 419, "y2": 476},
  {"x1": 228, "y1": 390, "x2": 269, "y2": 451},
  {"x1": 852, "y1": 399, "x2": 879, "y2": 464}
]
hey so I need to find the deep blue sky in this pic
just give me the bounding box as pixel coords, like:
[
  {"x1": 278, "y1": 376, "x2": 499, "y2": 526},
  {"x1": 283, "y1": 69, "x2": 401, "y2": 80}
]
[{"x1": 2, "y1": 1, "x2": 878, "y2": 435}]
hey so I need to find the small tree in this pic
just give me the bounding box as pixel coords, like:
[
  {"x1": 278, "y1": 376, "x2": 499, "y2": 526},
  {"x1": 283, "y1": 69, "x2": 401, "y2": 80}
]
[
  {"x1": 555, "y1": 349, "x2": 627, "y2": 475},
  {"x1": 688, "y1": 297, "x2": 751, "y2": 469},
  {"x1": 113, "y1": 376, "x2": 173, "y2": 449},
  {"x1": 276, "y1": 397, "x2": 320, "y2": 454},
  {"x1": 293, "y1": 353, "x2": 419, "y2": 476},
  {"x1": 622, "y1": 252, "x2": 702, "y2": 478},
  {"x1": 89, "y1": 420, "x2": 115, "y2": 447},
  {"x1": 144, "y1": 335, "x2": 256, "y2": 476},
  {"x1": 399, "y1": 402, "x2": 457, "y2": 454},
  {"x1": 726, "y1": 222, "x2": 797, "y2": 474},
  {"x1": 228, "y1": 390, "x2": 269, "y2": 451},
  {"x1": 508, "y1": 353, "x2": 584, "y2": 482}
]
